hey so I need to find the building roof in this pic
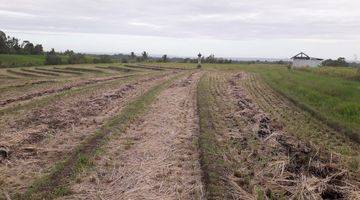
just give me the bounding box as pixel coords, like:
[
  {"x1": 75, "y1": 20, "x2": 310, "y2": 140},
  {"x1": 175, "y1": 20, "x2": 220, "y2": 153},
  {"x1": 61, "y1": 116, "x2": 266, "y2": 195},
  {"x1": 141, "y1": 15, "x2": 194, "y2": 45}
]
[{"x1": 291, "y1": 52, "x2": 323, "y2": 60}]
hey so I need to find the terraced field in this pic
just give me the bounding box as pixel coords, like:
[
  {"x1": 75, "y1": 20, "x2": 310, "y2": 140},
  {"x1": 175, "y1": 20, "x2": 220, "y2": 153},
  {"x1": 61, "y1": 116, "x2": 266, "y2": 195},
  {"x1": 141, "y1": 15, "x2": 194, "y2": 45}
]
[{"x1": 0, "y1": 63, "x2": 359, "y2": 200}]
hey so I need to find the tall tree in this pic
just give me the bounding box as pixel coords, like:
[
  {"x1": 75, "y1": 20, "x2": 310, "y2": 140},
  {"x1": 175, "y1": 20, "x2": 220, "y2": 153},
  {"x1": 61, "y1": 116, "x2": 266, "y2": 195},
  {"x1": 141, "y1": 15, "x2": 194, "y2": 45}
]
[
  {"x1": 162, "y1": 54, "x2": 168, "y2": 62},
  {"x1": 33, "y1": 44, "x2": 44, "y2": 55},
  {"x1": 48, "y1": 48, "x2": 56, "y2": 55},
  {"x1": 64, "y1": 49, "x2": 75, "y2": 56},
  {"x1": 130, "y1": 52, "x2": 136, "y2": 60},
  {"x1": 0, "y1": 31, "x2": 8, "y2": 53},
  {"x1": 6, "y1": 36, "x2": 20, "y2": 54},
  {"x1": 0, "y1": 30, "x2": 45, "y2": 55},
  {"x1": 141, "y1": 51, "x2": 148, "y2": 61},
  {"x1": 45, "y1": 48, "x2": 62, "y2": 65},
  {"x1": 23, "y1": 42, "x2": 35, "y2": 54}
]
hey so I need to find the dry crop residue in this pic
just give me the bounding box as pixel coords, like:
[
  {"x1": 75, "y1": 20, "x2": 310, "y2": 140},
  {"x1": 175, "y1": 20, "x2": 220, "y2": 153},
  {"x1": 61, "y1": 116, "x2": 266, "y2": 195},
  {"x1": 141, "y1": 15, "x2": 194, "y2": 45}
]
[
  {"x1": 0, "y1": 72, "x2": 176, "y2": 196},
  {"x1": 0, "y1": 75, "x2": 132, "y2": 107},
  {"x1": 61, "y1": 72, "x2": 204, "y2": 200},
  {"x1": 225, "y1": 73, "x2": 360, "y2": 199}
]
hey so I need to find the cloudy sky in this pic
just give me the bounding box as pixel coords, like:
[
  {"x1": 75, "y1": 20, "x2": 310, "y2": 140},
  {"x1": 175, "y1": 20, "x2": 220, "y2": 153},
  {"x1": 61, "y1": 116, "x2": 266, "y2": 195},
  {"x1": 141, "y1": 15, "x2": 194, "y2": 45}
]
[{"x1": 1, "y1": 0, "x2": 360, "y2": 59}]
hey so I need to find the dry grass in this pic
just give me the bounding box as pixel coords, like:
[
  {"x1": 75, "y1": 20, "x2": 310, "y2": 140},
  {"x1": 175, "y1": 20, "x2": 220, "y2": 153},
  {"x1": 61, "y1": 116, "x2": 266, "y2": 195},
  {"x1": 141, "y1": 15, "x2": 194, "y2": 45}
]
[
  {"x1": 197, "y1": 71, "x2": 360, "y2": 199},
  {"x1": 2, "y1": 62, "x2": 359, "y2": 199},
  {"x1": 61, "y1": 72, "x2": 204, "y2": 200},
  {"x1": 0, "y1": 72, "x2": 176, "y2": 197}
]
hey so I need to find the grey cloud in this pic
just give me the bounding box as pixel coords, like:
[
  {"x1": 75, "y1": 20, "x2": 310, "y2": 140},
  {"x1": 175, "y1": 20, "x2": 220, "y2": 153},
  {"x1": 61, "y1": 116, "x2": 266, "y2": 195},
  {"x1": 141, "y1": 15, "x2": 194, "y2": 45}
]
[{"x1": 1, "y1": 0, "x2": 360, "y2": 47}]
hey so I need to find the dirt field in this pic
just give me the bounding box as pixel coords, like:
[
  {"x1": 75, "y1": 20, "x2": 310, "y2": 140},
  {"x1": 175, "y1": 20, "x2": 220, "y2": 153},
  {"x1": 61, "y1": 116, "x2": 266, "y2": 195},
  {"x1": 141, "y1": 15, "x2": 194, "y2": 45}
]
[
  {"x1": 60, "y1": 72, "x2": 204, "y2": 199},
  {"x1": 0, "y1": 64, "x2": 359, "y2": 200}
]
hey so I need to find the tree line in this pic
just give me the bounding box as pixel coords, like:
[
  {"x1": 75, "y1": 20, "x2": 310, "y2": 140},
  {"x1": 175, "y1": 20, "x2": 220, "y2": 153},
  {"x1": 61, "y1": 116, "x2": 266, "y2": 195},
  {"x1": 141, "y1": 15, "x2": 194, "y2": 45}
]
[
  {"x1": 322, "y1": 57, "x2": 360, "y2": 68},
  {"x1": 0, "y1": 31, "x2": 43, "y2": 55},
  {"x1": 45, "y1": 49, "x2": 113, "y2": 65},
  {"x1": 120, "y1": 52, "x2": 234, "y2": 64},
  {"x1": 0, "y1": 30, "x2": 114, "y2": 66}
]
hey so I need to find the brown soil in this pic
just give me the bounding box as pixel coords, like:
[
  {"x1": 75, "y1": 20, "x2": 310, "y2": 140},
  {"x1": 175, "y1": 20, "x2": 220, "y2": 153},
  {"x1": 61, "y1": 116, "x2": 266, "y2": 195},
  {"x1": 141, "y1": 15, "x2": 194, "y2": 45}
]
[
  {"x1": 60, "y1": 72, "x2": 204, "y2": 200},
  {"x1": 0, "y1": 72, "x2": 176, "y2": 195},
  {"x1": 0, "y1": 75, "x2": 134, "y2": 107}
]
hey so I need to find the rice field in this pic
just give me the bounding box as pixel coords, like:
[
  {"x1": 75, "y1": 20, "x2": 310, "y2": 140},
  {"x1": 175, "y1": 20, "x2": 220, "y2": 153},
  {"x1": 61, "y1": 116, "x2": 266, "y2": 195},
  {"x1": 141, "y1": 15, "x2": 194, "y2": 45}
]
[{"x1": 0, "y1": 62, "x2": 359, "y2": 200}]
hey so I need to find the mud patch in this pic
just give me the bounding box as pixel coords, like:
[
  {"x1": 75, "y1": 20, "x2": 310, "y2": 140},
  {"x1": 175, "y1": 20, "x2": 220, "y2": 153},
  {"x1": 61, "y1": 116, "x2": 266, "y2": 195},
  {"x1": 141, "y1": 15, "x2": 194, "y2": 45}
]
[{"x1": 0, "y1": 146, "x2": 9, "y2": 160}]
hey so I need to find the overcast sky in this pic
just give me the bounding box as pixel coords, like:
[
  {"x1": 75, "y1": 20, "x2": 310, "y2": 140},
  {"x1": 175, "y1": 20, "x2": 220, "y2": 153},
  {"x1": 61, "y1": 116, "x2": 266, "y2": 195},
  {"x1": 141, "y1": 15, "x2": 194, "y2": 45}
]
[{"x1": 1, "y1": 0, "x2": 360, "y2": 59}]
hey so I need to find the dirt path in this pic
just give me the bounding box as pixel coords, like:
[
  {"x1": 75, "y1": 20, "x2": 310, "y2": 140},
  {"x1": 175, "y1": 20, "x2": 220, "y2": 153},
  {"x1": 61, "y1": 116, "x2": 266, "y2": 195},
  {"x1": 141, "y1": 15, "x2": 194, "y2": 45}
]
[
  {"x1": 0, "y1": 72, "x2": 178, "y2": 196},
  {"x1": 61, "y1": 72, "x2": 204, "y2": 200}
]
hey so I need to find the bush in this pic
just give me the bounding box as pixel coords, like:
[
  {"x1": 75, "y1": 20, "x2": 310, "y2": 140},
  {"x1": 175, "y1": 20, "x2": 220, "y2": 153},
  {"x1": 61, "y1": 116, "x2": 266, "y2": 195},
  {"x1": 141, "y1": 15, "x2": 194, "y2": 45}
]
[
  {"x1": 93, "y1": 55, "x2": 112, "y2": 64},
  {"x1": 68, "y1": 54, "x2": 86, "y2": 64},
  {"x1": 121, "y1": 58, "x2": 128, "y2": 63},
  {"x1": 45, "y1": 54, "x2": 62, "y2": 65},
  {"x1": 322, "y1": 57, "x2": 349, "y2": 67}
]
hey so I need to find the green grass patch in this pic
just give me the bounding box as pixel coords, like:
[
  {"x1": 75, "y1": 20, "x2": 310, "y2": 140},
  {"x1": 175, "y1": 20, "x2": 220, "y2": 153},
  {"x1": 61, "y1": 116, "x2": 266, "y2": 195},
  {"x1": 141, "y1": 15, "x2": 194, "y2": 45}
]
[
  {"x1": 0, "y1": 54, "x2": 106, "y2": 68},
  {"x1": 0, "y1": 54, "x2": 45, "y2": 67},
  {"x1": 200, "y1": 64, "x2": 360, "y2": 142},
  {"x1": 197, "y1": 73, "x2": 230, "y2": 199},
  {"x1": 298, "y1": 66, "x2": 360, "y2": 81},
  {"x1": 259, "y1": 68, "x2": 360, "y2": 142}
]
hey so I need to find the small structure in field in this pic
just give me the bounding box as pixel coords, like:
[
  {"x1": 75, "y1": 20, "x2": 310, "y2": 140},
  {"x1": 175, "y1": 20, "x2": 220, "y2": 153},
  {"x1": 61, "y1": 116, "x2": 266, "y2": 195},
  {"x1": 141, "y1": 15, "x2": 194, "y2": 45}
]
[
  {"x1": 197, "y1": 53, "x2": 202, "y2": 68},
  {"x1": 291, "y1": 52, "x2": 323, "y2": 68}
]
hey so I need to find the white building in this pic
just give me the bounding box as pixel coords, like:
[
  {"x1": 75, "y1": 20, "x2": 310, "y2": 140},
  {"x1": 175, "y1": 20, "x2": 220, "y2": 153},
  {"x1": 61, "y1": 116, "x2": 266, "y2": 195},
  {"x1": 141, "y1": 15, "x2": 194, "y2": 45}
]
[{"x1": 291, "y1": 52, "x2": 323, "y2": 68}]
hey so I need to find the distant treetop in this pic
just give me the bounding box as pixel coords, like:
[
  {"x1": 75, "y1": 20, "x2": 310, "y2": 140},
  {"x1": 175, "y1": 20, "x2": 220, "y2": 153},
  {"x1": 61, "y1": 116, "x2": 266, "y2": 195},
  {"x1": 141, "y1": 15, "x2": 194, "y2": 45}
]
[{"x1": 0, "y1": 30, "x2": 44, "y2": 55}]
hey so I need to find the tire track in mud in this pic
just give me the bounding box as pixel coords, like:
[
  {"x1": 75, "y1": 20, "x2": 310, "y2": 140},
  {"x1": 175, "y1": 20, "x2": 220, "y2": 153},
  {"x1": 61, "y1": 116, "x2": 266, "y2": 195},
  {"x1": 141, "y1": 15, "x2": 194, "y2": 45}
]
[
  {"x1": 0, "y1": 71, "x2": 179, "y2": 197},
  {"x1": 60, "y1": 72, "x2": 204, "y2": 200},
  {"x1": 0, "y1": 75, "x2": 135, "y2": 107}
]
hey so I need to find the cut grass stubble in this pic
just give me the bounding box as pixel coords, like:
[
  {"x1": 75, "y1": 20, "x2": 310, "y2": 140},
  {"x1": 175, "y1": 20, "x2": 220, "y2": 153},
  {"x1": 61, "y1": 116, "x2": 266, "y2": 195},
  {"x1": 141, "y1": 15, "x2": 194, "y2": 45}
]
[
  {"x1": 15, "y1": 72, "x2": 186, "y2": 200},
  {"x1": 197, "y1": 73, "x2": 231, "y2": 199}
]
